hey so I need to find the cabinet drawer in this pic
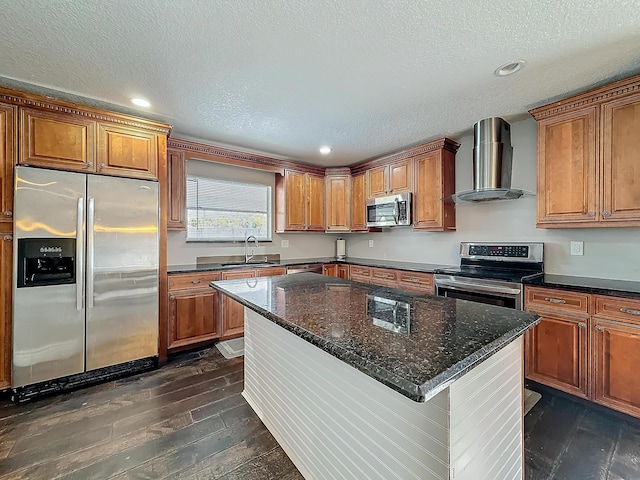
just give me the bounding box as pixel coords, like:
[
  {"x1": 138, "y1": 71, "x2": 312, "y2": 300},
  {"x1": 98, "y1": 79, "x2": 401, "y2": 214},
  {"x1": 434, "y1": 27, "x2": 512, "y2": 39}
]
[
  {"x1": 168, "y1": 272, "x2": 222, "y2": 292},
  {"x1": 371, "y1": 268, "x2": 398, "y2": 282},
  {"x1": 398, "y1": 271, "x2": 433, "y2": 290},
  {"x1": 350, "y1": 266, "x2": 371, "y2": 278},
  {"x1": 255, "y1": 266, "x2": 286, "y2": 277},
  {"x1": 525, "y1": 286, "x2": 590, "y2": 315},
  {"x1": 594, "y1": 295, "x2": 640, "y2": 323}
]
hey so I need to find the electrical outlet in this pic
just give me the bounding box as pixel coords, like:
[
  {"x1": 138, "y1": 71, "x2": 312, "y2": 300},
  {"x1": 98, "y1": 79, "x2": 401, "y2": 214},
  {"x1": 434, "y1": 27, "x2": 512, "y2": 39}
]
[
  {"x1": 570, "y1": 241, "x2": 584, "y2": 256},
  {"x1": 281, "y1": 240, "x2": 289, "y2": 248},
  {"x1": 368, "y1": 240, "x2": 374, "y2": 248}
]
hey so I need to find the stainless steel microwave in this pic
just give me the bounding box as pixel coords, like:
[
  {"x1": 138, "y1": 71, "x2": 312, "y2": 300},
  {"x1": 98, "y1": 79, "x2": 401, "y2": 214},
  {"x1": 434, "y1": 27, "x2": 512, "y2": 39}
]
[{"x1": 366, "y1": 193, "x2": 412, "y2": 227}]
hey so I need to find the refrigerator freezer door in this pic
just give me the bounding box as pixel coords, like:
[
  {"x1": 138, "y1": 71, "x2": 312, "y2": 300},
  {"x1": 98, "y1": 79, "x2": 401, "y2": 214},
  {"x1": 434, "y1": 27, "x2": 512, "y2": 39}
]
[
  {"x1": 13, "y1": 166, "x2": 87, "y2": 387},
  {"x1": 85, "y1": 175, "x2": 159, "y2": 370}
]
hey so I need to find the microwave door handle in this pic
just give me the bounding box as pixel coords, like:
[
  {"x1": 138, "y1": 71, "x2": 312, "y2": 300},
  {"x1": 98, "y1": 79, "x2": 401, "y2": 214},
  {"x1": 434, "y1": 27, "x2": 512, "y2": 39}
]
[{"x1": 393, "y1": 197, "x2": 399, "y2": 224}]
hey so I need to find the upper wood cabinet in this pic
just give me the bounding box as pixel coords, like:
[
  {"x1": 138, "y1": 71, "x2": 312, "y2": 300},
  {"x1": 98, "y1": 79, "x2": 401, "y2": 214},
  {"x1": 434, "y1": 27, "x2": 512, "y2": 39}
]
[
  {"x1": 325, "y1": 170, "x2": 350, "y2": 232},
  {"x1": 275, "y1": 170, "x2": 325, "y2": 232},
  {"x1": 167, "y1": 149, "x2": 186, "y2": 230},
  {"x1": 0, "y1": 103, "x2": 16, "y2": 223},
  {"x1": 530, "y1": 74, "x2": 640, "y2": 228},
  {"x1": 413, "y1": 143, "x2": 457, "y2": 231},
  {"x1": 19, "y1": 107, "x2": 167, "y2": 180},
  {"x1": 366, "y1": 158, "x2": 412, "y2": 198},
  {"x1": 350, "y1": 172, "x2": 368, "y2": 231}
]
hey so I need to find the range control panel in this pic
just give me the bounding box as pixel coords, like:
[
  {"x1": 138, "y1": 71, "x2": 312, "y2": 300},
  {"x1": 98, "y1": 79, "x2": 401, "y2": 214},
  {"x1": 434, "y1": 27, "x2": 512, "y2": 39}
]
[{"x1": 468, "y1": 245, "x2": 529, "y2": 258}]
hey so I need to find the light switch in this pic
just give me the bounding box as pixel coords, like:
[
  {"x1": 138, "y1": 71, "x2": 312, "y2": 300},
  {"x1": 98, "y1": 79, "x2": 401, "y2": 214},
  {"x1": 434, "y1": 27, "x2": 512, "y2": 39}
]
[
  {"x1": 368, "y1": 240, "x2": 374, "y2": 248},
  {"x1": 570, "y1": 241, "x2": 584, "y2": 256}
]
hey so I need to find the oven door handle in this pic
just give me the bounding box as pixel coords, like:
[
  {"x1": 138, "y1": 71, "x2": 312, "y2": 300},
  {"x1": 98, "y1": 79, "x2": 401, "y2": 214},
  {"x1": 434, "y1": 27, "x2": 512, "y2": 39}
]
[{"x1": 435, "y1": 280, "x2": 522, "y2": 296}]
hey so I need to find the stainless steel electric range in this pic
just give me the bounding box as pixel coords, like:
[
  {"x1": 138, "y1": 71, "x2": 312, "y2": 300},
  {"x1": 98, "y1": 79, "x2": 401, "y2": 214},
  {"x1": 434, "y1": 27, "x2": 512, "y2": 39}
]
[{"x1": 434, "y1": 242, "x2": 544, "y2": 310}]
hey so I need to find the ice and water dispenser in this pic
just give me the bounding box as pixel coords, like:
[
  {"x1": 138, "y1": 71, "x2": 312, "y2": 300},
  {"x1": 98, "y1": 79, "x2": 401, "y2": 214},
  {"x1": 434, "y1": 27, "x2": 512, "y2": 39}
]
[{"x1": 17, "y1": 238, "x2": 76, "y2": 288}]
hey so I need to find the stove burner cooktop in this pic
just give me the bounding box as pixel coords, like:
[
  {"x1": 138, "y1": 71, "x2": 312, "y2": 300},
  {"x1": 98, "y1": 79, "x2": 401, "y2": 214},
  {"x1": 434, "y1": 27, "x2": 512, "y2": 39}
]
[{"x1": 436, "y1": 266, "x2": 543, "y2": 284}]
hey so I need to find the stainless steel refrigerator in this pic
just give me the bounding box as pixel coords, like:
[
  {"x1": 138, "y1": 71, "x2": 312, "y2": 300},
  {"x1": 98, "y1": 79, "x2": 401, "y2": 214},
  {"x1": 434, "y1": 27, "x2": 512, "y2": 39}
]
[{"x1": 12, "y1": 166, "x2": 159, "y2": 389}]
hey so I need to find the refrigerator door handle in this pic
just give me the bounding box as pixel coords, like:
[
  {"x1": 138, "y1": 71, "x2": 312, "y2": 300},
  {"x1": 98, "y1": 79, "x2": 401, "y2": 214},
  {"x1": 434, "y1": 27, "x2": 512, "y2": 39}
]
[
  {"x1": 87, "y1": 197, "x2": 95, "y2": 309},
  {"x1": 76, "y1": 198, "x2": 84, "y2": 310}
]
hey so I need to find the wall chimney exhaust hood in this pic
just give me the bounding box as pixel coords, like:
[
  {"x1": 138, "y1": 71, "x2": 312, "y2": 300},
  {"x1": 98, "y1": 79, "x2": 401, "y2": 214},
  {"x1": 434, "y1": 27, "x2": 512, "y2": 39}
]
[{"x1": 449, "y1": 117, "x2": 533, "y2": 203}]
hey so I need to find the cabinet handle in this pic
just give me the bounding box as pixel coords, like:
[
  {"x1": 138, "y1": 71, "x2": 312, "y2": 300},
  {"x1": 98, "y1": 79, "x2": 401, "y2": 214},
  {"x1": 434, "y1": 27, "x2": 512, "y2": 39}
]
[
  {"x1": 620, "y1": 308, "x2": 640, "y2": 316},
  {"x1": 169, "y1": 295, "x2": 175, "y2": 300},
  {"x1": 87, "y1": 161, "x2": 94, "y2": 167},
  {"x1": 4, "y1": 211, "x2": 11, "y2": 216},
  {"x1": 587, "y1": 211, "x2": 594, "y2": 216},
  {"x1": 596, "y1": 325, "x2": 604, "y2": 331},
  {"x1": 578, "y1": 322, "x2": 587, "y2": 328},
  {"x1": 99, "y1": 163, "x2": 106, "y2": 169},
  {"x1": 191, "y1": 280, "x2": 201, "y2": 284},
  {"x1": 3, "y1": 235, "x2": 12, "y2": 241},
  {"x1": 544, "y1": 297, "x2": 566, "y2": 304},
  {"x1": 602, "y1": 210, "x2": 612, "y2": 217}
]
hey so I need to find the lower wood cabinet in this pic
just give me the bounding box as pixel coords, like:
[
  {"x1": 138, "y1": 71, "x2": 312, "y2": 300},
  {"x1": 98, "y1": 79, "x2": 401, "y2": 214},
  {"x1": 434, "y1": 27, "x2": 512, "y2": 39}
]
[
  {"x1": 167, "y1": 271, "x2": 222, "y2": 353},
  {"x1": 323, "y1": 264, "x2": 337, "y2": 277},
  {"x1": 525, "y1": 311, "x2": 589, "y2": 398},
  {"x1": 0, "y1": 224, "x2": 12, "y2": 389},
  {"x1": 525, "y1": 286, "x2": 640, "y2": 418},
  {"x1": 397, "y1": 271, "x2": 434, "y2": 295},
  {"x1": 349, "y1": 265, "x2": 371, "y2": 284},
  {"x1": 337, "y1": 265, "x2": 349, "y2": 280},
  {"x1": 370, "y1": 268, "x2": 398, "y2": 288}
]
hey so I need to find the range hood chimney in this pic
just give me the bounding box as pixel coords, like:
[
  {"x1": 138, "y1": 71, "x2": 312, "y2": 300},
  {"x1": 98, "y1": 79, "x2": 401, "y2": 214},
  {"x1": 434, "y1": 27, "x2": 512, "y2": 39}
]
[{"x1": 451, "y1": 117, "x2": 531, "y2": 203}]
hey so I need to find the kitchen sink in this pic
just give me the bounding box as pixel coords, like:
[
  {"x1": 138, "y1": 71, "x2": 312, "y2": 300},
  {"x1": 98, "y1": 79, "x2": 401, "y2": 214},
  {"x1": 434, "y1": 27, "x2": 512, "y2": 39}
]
[{"x1": 221, "y1": 261, "x2": 279, "y2": 266}]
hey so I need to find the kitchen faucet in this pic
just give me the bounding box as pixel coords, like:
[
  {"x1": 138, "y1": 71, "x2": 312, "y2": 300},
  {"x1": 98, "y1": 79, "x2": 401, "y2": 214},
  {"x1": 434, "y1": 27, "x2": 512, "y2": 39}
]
[{"x1": 245, "y1": 235, "x2": 258, "y2": 263}]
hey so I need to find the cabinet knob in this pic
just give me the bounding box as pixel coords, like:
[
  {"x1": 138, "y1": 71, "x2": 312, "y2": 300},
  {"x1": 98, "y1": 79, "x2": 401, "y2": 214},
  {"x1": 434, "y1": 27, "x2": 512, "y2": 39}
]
[
  {"x1": 587, "y1": 211, "x2": 594, "y2": 216},
  {"x1": 169, "y1": 295, "x2": 175, "y2": 300},
  {"x1": 191, "y1": 280, "x2": 201, "y2": 284},
  {"x1": 100, "y1": 163, "x2": 106, "y2": 169},
  {"x1": 596, "y1": 325, "x2": 604, "y2": 331},
  {"x1": 602, "y1": 210, "x2": 612, "y2": 217},
  {"x1": 578, "y1": 322, "x2": 587, "y2": 328},
  {"x1": 4, "y1": 211, "x2": 11, "y2": 216},
  {"x1": 620, "y1": 307, "x2": 640, "y2": 316},
  {"x1": 3, "y1": 235, "x2": 12, "y2": 241},
  {"x1": 87, "y1": 161, "x2": 94, "y2": 167}
]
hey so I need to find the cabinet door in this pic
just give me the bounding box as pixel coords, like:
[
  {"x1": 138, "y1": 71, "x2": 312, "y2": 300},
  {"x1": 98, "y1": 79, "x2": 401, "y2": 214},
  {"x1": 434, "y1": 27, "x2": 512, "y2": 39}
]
[
  {"x1": 593, "y1": 317, "x2": 640, "y2": 417},
  {"x1": 0, "y1": 104, "x2": 15, "y2": 222},
  {"x1": 306, "y1": 173, "x2": 325, "y2": 231},
  {"x1": 323, "y1": 264, "x2": 338, "y2": 277},
  {"x1": 350, "y1": 173, "x2": 368, "y2": 231},
  {"x1": 167, "y1": 149, "x2": 186, "y2": 230},
  {"x1": 168, "y1": 290, "x2": 218, "y2": 350},
  {"x1": 525, "y1": 312, "x2": 589, "y2": 398},
  {"x1": 20, "y1": 108, "x2": 95, "y2": 172},
  {"x1": 97, "y1": 123, "x2": 158, "y2": 179},
  {"x1": 602, "y1": 93, "x2": 640, "y2": 224},
  {"x1": 398, "y1": 271, "x2": 434, "y2": 294},
  {"x1": 337, "y1": 265, "x2": 349, "y2": 280},
  {"x1": 371, "y1": 268, "x2": 398, "y2": 288},
  {"x1": 536, "y1": 108, "x2": 598, "y2": 227},
  {"x1": 413, "y1": 151, "x2": 456, "y2": 231},
  {"x1": 325, "y1": 175, "x2": 350, "y2": 231},
  {"x1": 255, "y1": 266, "x2": 286, "y2": 277},
  {"x1": 221, "y1": 269, "x2": 256, "y2": 338},
  {"x1": 0, "y1": 228, "x2": 11, "y2": 388},
  {"x1": 367, "y1": 165, "x2": 388, "y2": 198},
  {"x1": 388, "y1": 159, "x2": 412, "y2": 194},
  {"x1": 283, "y1": 171, "x2": 306, "y2": 230}
]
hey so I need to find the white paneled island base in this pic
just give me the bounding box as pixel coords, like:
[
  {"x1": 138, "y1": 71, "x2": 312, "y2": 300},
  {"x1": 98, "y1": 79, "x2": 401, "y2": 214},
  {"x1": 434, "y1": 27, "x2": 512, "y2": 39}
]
[{"x1": 243, "y1": 308, "x2": 524, "y2": 480}]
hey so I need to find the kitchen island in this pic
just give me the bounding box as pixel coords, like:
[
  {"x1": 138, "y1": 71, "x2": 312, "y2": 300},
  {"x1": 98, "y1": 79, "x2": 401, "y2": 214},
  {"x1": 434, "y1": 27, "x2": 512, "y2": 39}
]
[{"x1": 211, "y1": 273, "x2": 539, "y2": 480}]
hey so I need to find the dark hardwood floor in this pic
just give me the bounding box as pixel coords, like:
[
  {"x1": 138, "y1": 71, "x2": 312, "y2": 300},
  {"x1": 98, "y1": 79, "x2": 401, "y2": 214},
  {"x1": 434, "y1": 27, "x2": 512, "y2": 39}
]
[{"x1": 1, "y1": 348, "x2": 638, "y2": 479}]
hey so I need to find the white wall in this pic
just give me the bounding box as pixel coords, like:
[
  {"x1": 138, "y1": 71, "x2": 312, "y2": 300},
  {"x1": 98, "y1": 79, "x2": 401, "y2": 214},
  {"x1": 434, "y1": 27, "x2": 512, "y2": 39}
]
[
  {"x1": 344, "y1": 117, "x2": 640, "y2": 281},
  {"x1": 167, "y1": 160, "x2": 337, "y2": 265}
]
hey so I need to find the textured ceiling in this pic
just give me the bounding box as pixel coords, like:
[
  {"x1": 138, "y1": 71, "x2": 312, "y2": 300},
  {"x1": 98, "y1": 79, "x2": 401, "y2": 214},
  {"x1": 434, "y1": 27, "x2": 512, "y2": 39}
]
[{"x1": 0, "y1": 1, "x2": 639, "y2": 166}]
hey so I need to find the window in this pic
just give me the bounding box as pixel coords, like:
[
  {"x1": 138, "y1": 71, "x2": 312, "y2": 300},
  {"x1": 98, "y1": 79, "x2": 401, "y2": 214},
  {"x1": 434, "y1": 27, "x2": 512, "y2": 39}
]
[{"x1": 186, "y1": 176, "x2": 272, "y2": 241}]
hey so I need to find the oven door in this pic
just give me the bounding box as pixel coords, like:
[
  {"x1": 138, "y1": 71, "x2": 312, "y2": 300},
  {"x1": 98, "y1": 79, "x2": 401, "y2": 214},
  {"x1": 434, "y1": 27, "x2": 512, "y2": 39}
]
[{"x1": 434, "y1": 275, "x2": 523, "y2": 310}]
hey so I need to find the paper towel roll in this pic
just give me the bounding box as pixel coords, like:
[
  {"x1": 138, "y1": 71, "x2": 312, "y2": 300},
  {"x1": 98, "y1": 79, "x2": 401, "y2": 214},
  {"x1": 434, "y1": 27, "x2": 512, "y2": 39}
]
[{"x1": 336, "y1": 238, "x2": 346, "y2": 259}]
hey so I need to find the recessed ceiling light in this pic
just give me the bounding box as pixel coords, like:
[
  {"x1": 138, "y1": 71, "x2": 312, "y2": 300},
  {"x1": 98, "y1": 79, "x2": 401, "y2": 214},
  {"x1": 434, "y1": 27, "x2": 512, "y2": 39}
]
[
  {"x1": 495, "y1": 61, "x2": 525, "y2": 77},
  {"x1": 130, "y1": 97, "x2": 151, "y2": 107},
  {"x1": 319, "y1": 146, "x2": 332, "y2": 155}
]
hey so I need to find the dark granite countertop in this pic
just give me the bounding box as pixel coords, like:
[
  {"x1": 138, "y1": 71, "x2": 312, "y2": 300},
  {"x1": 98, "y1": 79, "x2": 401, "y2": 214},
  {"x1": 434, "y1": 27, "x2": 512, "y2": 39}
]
[
  {"x1": 524, "y1": 274, "x2": 640, "y2": 300},
  {"x1": 168, "y1": 257, "x2": 451, "y2": 275},
  {"x1": 211, "y1": 273, "x2": 539, "y2": 402}
]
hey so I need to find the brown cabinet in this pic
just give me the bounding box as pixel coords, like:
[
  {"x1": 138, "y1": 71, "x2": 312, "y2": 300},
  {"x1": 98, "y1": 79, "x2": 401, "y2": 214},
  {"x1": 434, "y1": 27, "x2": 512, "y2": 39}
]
[
  {"x1": 397, "y1": 271, "x2": 434, "y2": 295},
  {"x1": 412, "y1": 146, "x2": 456, "y2": 231},
  {"x1": 0, "y1": 225, "x2": 12, "y2": 389},
  {"x1": 530, "y1": 74, "x2": 640, "y2": 228},
  {"x1": 337, "y1": 265, "x2": 349, "y2": 280},
  {"x1": 525, "y1": 287, "x2": 590, "y2": 398},
  {"x1": 19, "y1": 107, "x2": 162, "y2": 180},
  {"x1": 370, "y1": 268, "x2": 399, "y2": 288},
  {"x1": 0, "y1": 103, "x2": 16, "y2": 222},
  {"x1": 350, "y1": 172, "x2": 368, "y2": 231},
  {"x1": 97, "y1": 123, "x2": 158, "y2": 179},
  {"x1": 325, "y1": 172, "x2": 350, "y2": 231},
  {"x1": 167, "y1": 271, "x2": 222, "y2": 352},
  {"x1": 366, "y1": 159, "x2": 412, "y2": 198},
  {"x1": 349, "y1": 265, "x2": 371, "y2": 284},
  {"x1": 592, "y1": 295, "x2": 640, "y2": 417},
  {"x1": 275, "y1": 170, "x2": 325, "y2": 232},
  {"x1": 323, "y1": 264, "x2": 338, "y2": 277},
  {"x1": 167, "y1": 149, "x2": 186, "y2": 230},
  {"x1": 220, "y1": 269, "x2": 256, "y2": 339}
]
